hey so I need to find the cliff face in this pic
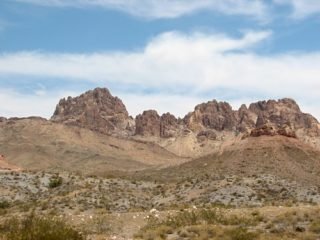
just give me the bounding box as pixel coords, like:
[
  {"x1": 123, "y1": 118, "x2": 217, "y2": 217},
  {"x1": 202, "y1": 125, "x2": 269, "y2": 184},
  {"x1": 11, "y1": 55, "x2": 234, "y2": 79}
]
[{"x1": 51, "y1": 88, "x2": 320, "y2": 140}]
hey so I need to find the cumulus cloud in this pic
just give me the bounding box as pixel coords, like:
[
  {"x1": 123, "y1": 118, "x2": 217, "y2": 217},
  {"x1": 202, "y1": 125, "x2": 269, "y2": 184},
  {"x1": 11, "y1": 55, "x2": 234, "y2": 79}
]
[
  {"x1": 274, "y1": 0, "x2": 320, "y2": 18},
  {"x1": 15, "y1": 0, "x2": 269, "y2": 19},
  {"x1": 0, "y1": 30, "x2": 319, "y2": 120}
]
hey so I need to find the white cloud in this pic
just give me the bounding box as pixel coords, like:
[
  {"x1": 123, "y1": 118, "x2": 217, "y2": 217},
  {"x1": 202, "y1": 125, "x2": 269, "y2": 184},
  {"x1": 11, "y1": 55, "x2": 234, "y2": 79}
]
[
  {"x1": 274, "y1": 0, "x2": 320, "y2": 18},
  {"x1": 0, "y1": 30, "x2": 319, "y2": 120},
  {"x1": 0, "y1": 89, "x2": 79, "y2": 118},
  {"x1": 0, "y1": 30, "x2": 272, "y2": 85},
  {"x1": 15, "y1": 0, "x2": 269, "y2": 20}
]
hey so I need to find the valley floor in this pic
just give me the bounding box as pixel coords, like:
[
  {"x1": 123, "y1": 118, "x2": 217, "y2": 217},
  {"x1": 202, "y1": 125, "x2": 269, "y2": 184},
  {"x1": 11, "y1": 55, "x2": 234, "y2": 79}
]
[{"x1": 1, "y1": 170, "x2": 320, "y2": 239}]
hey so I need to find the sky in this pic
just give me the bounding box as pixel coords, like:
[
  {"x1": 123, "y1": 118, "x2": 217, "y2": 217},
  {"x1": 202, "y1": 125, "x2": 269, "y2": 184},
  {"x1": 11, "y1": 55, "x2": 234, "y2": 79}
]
[{"x1": 0, "y1": 0, "x2": 320, "y2": 120}]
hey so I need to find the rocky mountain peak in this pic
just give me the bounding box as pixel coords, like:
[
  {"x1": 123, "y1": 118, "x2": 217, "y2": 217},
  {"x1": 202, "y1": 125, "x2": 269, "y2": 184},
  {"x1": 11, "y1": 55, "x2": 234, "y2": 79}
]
[
  {"x1": 135, "y1": 110, "x2": 161, "y2": 137},
  {"x1": 184, "y1": 100, "x2": 237, "y2": 131},
  {"x1": 51, "y1": 87, "x2": 132, "y2": 135},
  {"x1": 160, "y1": 113, "x2": 179, "y2": 138},
  {"x1": 248, "y1": 98, "x2": 318, "y2": 131}
]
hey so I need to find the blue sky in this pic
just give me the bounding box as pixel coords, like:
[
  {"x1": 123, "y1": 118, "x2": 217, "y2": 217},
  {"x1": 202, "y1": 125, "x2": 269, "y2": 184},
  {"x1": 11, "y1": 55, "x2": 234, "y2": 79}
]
[{"x1": 0, "y1": 0, "x2": 320, "y2": 119}]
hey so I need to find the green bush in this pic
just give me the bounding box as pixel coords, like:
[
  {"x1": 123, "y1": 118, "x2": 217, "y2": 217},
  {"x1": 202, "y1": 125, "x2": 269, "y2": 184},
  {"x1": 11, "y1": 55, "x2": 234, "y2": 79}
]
[
  {"x1": 0, "y1": 213, "x2": 85, "y2": 240},
  {"x1": 0, "y1": 200, "x2": 10, "y2": 209},
  {"x1": 48, "y1": 177, "x2": 63, "y2": 188}
]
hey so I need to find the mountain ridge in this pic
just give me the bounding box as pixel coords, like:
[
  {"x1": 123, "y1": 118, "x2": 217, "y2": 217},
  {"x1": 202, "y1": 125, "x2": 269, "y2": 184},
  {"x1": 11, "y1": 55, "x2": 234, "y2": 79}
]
[
  {"x1": 50, "y1": 87, "x2": 320, "y2": 146},
  {"x1": 1, "y1": 87, "x2": 320, "y2": 176}
]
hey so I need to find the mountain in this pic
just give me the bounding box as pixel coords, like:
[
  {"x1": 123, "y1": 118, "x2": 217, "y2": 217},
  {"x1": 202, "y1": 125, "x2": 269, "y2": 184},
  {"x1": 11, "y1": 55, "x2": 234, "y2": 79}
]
[
  {"x1": 51, "y1": 88, "x2": 320, "y2": 148},
  {"x1": 51, "y1": 88, "x2": 135, "y2": 136},
  {"x1": 1, "y1": 87, "x2": 320, "y2": 180}
]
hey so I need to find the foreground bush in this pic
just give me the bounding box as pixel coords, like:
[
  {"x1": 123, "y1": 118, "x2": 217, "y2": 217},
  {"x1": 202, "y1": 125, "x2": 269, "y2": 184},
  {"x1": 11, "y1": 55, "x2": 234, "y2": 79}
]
[
  {"x1": 0, "y1": 213, "x2": 85, "y2": 240},
  {"x1": 48, "y1": 176, "x2": 63, "y2": 188}
]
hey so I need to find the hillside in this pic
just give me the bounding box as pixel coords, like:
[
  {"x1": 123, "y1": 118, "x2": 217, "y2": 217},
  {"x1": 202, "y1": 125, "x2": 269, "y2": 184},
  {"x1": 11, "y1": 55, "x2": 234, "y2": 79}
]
[
  {"x1": 0, "y1": 117, "x2": 186, "y2": 175},
  {"x1": 139, "y1": 136, "x2": 320, "y2": 186}
]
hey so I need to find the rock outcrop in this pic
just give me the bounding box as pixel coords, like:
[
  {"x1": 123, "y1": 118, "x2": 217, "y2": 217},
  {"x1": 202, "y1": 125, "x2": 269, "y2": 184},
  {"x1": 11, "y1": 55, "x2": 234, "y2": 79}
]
[
  {"x1": 250, "y1": 124, "x2": 297, "y2": 138},
  {"x1": 160, "y1": 113, "x2": 179, "y2": 138},
  {"x1": 184, "y1": 100, "x2": 237, "y2": 132},
  {"x1": 51, "y1": 88, "x2": 133, "y2": 135},
  {"x1": 50, "y1": 88, "x2": 319, "y2": 141},
  {"x1": 135, "y1": 112, "x2": 181, "y2": 138},
  {"x1": 247, "y1": 99, "x2": 319, "y2": 137},
  {"x1": 135, "y1": 110, "x2": 160, "y2": 137},
  {"x1": 236, "y1": 104, "x2": 256, "y2": 132},
  {"x1": 197, "y1": 130, "x2": 217, "y2": 142}
]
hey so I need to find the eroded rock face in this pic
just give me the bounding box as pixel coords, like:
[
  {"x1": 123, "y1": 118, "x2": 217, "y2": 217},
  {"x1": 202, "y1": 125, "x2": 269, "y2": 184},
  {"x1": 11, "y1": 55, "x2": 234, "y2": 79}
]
[
  {"x1": 250, "y1": 124, "x2": 297, "y2": 138},
  {"x1": 160, "y1": 113, "x2": 179, "y2": 138},
  {"x1": 51, "y1": 88, "x2": 131, "y2": 135},
  {"x1": 247, "y1": 98, "x2": 319, "y2": 137},
  {"x1": 197, "y1": 130, "x2": 217, "y2": 142},
  {"x1": 135, "y1": 110, "x2": 160, "y2": 137},
  {"x1": 236, "y1": 104, "x2": 257, "y2": 132},
  {"x1": 248, "y1": 98, "x2": 316, "y2": 129},
  {"x1": 184, "y1": 100, "x2": 237, "y2": 132}
]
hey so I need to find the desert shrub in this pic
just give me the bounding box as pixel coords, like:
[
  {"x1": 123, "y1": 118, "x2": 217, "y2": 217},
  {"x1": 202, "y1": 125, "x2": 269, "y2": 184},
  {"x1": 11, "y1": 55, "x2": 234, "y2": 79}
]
[
  {"x1": 225, "y1": 227, "x2": 259, "y2": 240},
  {"x1": 310, "y1": 220, "x2": 320, "y2": 234},
  {"x1": 162, "y1": 209, "x2": 223, "y2": 228},
  {"x1": 0, "y1": 213, "x2": 85, "y2": 240},
  {"x1": 0, "y1": 200, "x2": 10, "y2": 209},
  {"x1": 165, "y1": 210, "x2": 198, "y2": 228},
  {"x1": 48, "y1": 176, "x2": 63, "y2": 188},
  {"x1": 199, "y1": 208, "x2": 223, "y2": 224}
]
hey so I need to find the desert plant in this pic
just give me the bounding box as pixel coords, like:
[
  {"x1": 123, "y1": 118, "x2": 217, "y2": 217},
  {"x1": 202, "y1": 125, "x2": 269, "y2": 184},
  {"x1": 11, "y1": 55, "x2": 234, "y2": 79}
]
[
  {"x1": 0, "y1": 200, "x2": 10, "y2": 209},
  {"x1": 225, "y1": 227, "x2": 259, "y2": 240},
  {"x1": 0, "y1": 213, "x2": 85, "y2": 240},
  {"x1": 310, "y1": 220, "x2": 320, "y2": 234},
  {"x1": 48, "y1": 176, "x2": 63, "y2": 188}
]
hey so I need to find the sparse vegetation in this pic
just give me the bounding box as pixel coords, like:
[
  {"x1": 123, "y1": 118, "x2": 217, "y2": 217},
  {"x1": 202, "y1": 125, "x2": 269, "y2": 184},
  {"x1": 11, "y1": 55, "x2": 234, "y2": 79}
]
[
  {"x1": 0, "y1": 213, "x2": 85, "y2": 240},
  {"x1": 310, "y1": 220, "x2": 320, "y2": 234},
  {"x1": 1, "y1": 170, "x2": 320, "y2": 239}
]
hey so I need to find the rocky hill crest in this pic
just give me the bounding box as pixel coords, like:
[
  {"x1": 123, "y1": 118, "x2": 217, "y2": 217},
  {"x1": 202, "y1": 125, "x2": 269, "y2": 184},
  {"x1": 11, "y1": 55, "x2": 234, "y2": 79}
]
[
  {"x1": 51, "y1": 88, "x2": 135, "y2": 136},
  {"x1": 51, "y1": 88, "x2": 320, "y2": 143}
]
